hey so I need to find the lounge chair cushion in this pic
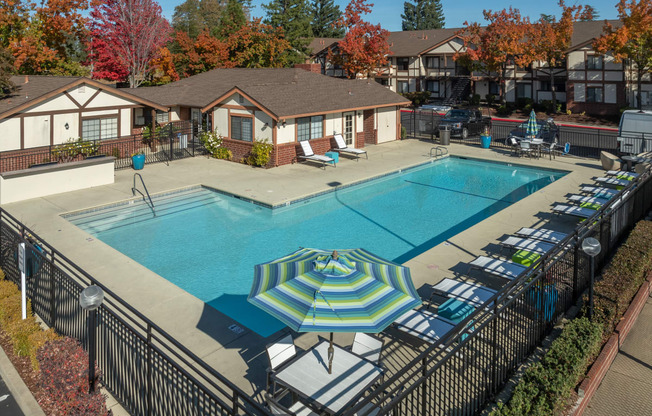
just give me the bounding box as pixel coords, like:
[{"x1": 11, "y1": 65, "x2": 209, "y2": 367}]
[
  {"x1": 580, "y1": 186, "x2": 618, "y2": 198},
  {"x1": 568, "y1": 195, "x2": 609, "y2": 206},
  {"x1": 501, "y1": 236, "x2": 555, "y2": 255},
  {"x1": 431, "y1": 278, "x2": 497, "y2": 308},
  {"x1": 469, "y1": 256, "x2": 527, "y2": 280},
  {"x1": 438, "y1": 298, "x2": 475, "y2": 322},
  {"x1": 512, "y1": 250, "x2": 541, "y2": 267},
  {"x1": 394, "y1": 309, "x2": 455, "y2": 345},
  {"x1": 595, "y1": 177, "x2": 630, "y2": 187},
  {"x1": 580, "y1": 202, "x2": 601, "y2": 211}
]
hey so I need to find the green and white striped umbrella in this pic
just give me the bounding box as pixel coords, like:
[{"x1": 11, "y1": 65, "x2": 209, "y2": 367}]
[
  {"x1": 248, "y1": 248, "x2": 421, "y2": 334},
  {"x1": 526, "y1": 110, "x2": 539, "y2": 138}
]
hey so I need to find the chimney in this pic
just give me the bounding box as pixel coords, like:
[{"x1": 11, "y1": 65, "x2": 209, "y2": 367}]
[{"x1": 24, "y1": 75, "x2": 29, "y2": 84}]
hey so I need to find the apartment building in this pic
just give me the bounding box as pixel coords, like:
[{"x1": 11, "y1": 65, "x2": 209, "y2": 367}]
[{"x1": 310, "y1": 20, "x2": 650, "y2": 116}]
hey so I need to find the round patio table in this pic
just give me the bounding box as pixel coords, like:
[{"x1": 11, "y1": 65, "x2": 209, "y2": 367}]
[{"x1": 622, "y1": 155, "x2": 652, "y2": 171}]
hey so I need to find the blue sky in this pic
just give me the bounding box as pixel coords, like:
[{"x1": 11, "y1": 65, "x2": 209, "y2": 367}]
[{"x1": 158, "y1": 1, "x2": 619, "y2": 32}]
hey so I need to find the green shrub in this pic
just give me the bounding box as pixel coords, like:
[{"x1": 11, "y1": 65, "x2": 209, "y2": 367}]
[
  {"x1": 246, "y1": 138, "x2": 273, "y2": 167},
  {"x1": 51, "y1": 138, "x2": 99, "y2": 162},
  {"x1": 27, "y1": 329, "x2": 59, "y2": 371},
  {"x1": 470, "y1": 94, "x2": 481, "y2": 105},
  {"x1": 6, "y1": 318, "x2": 40, "y2": 356},
  {"x1": 486, "y1": 94, "x2": 496, "y2": 105},
  {"x1": 492, "y1": 318, "x2": 603, "y2": 415},
  {"x1": 200, "y1": 131, "x2": 232, "y2": 160},
  {"x1": 401, "y1": 126, "x2": 407, "y2": 139},
  {"x1": 0, "y1": 279, "x2": 18, "y2": 300},
  {"x1": 588, "y1": 221, "x2": 652, "y2": 338},
  {"x1": 497, "y1": 104, "x2": 512, "y2": 116},
  {"x1": 401, "y1": 91, "x2": 431, "y2": 107},
  {"x1": 0, "y1": 294, "x2": 30, "y2": 327}
]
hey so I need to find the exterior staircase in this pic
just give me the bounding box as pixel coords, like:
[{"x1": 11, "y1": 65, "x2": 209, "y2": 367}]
[{"x1": 444, "y1": 77, "x2": 471, "y2": 105}]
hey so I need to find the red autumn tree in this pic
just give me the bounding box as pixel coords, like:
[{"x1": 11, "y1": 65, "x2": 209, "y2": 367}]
[
  {"x1": 88, "y1": 36, "x2": 130, "y2": 81},
  {"x1": 173, "y1": 30, "x2": 232, "y2": 77},
  {"x1": 89, "y1": 0, "x2": 172, "y2": 87},
  {"x1": 328, "y1": 0, "x2": 391, "y2": 79},
  {"x1": 594, "y1": 0, "x2": 652, "y2": 109},
  {"x1": 456, "y1": 7, "x2": 534, "y2": 103},
  {"x1": 530, "y1": 1, "x2": 592, "y2": 112}
]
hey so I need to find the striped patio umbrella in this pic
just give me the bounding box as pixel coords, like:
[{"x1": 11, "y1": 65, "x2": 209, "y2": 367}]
[
  {"x1": 526, "y1": 110, "x2": 539, "y2": 138},
  {"x1": 248, "y1": 247, "x2": 421, "y2": 373}
]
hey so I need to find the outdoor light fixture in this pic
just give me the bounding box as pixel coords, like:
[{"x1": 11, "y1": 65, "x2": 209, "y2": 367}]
[
  {"x1": 64, "y1": 122, "x2": 69, "y2": 130},
  {"x1": 581, "y1": 237, "x2": 601, "y2": 320},
  {"x1": 79, "y1": 285, "x2": 104, "y2": 393}
]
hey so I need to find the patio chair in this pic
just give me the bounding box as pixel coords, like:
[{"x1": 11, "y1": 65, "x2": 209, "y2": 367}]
[
  {"x1": 266, "y1": 334, "x2": 297, "y2": 393},
  {"x1": 430, "y1": 278, "x2": 497, "y2": 308},
  {"x1": 350, "y1": 333, "x2": 384, "y2": 364},
  {"x1": 605, "y1": 170, "x2": 639, "y2": 180},
  {"x1": 553, "y1": 142, "x2": 570, "y2": 157},
  {"x1": 518, "y1": 140, "x2": 536, "y2": 158},
  {"x1": 552, "y1": 204, "x2": 597, "y2": 219},
  {"x1": 595, "y1": 177, "x2": 630, "y2": 188},
  {"x1": 515, "y1": 227, "x2": 568, "y2": 244},
  {"x1": 580, "y1": 186, "x2": 619, "y2": 198},
  {"x1": 540, "y1": 141, "x2": 557, "y2": 159},
  {"x1": 393, "y1": 308, "x2": 456, "y2": 345},
  {"x1": 333, "y1": 134, "x2": 368, "y2": 160},
  {"x1": 468, "y1": 256, "x2": 528, "y2": 281},
  {"x1": 266, "y1": 393, "x2": 317, "y2": 416},
  {"x1": 507, "y1": 137, "x2": 520, "y2": 155},
  {"x1": 500, "y1": 236, "x2": 555, "y2": 255},
  {"x1": 297, "y1": 141, "x2": 335, "y2": 169},
  {"x1": 567, "y1": 194, "x2": 609, "y2": 206}
]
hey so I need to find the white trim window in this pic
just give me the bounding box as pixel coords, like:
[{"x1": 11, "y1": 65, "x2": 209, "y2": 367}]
[
  {"x1": 231, "y1": 115, "x2": 253, "y2": 141},
  {"x1": 587, "y1": 55, "x2": 603, "y2": 70},
  {"x1": 587, "y1": 86, "x2": 603, "y2": 103},
  {"x1": 82, "y1": 117, "x2": 118, "y2": 140},
  {"x1": 297, "y1": 116, "x2": 323, "y2": 141}
]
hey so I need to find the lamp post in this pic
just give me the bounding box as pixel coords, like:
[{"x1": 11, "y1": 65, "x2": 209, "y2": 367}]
[
  {"x1": 581, "y1": 237, "x2": 601, "y2": 320},
  {"x1": 79, "y1": 285, "x2": 104, "y2": 393}
]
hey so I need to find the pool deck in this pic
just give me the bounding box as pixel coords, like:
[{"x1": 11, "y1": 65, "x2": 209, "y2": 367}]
[{"x1": 4, "y1": 140, "x2": 604, "y2": 406}]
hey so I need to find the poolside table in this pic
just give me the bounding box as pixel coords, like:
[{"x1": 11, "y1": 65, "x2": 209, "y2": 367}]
[
  {"x1": 271, "y1": 340, "x2": 383, "y2": 415},
  {"x1": 622, "y1": 155, "x2": 652, "y2": 171}
]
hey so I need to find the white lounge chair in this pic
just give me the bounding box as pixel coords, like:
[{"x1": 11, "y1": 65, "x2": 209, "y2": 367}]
[
  {"x1": 431, "y1": 278, "x2": 497, "y2": 308},
  {"x1": 297, "y1": 141, "x2": 335, "y2": 169},
  {"x1": 515, "y1": 227, "x2": 568, "y2": 244},
  {"x1": 266, "y1": 334, "x2": 297, "y2": 393},
  {"x1": 567, "y1": 194, "x2": 609, "y2": 206},
  {"x1": 605, "y1": 170, "x2": 639, "y2": 179},
  {"x1": 553, "y1": 204, "x2": 597, "y2": 219},
  {"x1": 351, "y1": 333, "x2": 383, "y2": 364},
  {"x1": 393, "y1": 308, "x2": 456, "y2": 345},
  {"x1": 580, "y1": 186, "x2": 618, "y2": 198},
  {"x1": 500, "y1": 236, "x2": 555, "y2": 255},
  {"x1": 595, "y1": 177, "x2": 630, "y2": 187},
  {"x1": 468, "y1": 256, "x2": 528, "y2": 280},
  {"x1": 333, "y1": 134, "x2": 368, "y2": 160}
]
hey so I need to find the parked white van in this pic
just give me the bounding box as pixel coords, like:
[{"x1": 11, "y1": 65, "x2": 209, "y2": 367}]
[{"x1": 617, "y1": 110, "x2": 652, "y2": 154}]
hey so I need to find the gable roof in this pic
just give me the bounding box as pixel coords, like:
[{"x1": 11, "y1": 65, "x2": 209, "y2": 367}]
[
  {"x1": 128, "y1": 68, "x2": 410, "y2": 120},
  {"x1": 308, "y1": 37, "x2": 341, "y2": 55},
  {"x1": 388, "y1": 28, "x2": 462, "y2": 57},
  {"x1": 0, "y1": 76, "x2": 168, "y2": 119},
  {"x1": 567, "y1": 19, "x2": 621, "y2": 51}
]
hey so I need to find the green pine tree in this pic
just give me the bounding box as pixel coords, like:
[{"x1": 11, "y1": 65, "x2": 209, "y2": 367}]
[
  {"x1": 263, "y1": 0, "x2": 313, "y2": 64},
  {"x1": 581, "y1": 5, "x2": 599, "y2": 21},
  {"x1": 172, "y1": 0, "x2": 205, "y2": 39},
  {"x1": 0, "y1": 46, "x2": 14, "y2": 98},
  {"x1": 401, "y1": 0, "x2": 445, "y2": 31},
  {"x1": 216, "y1": 0, "x2": 247, "y2": 39},
  {"x1": 310, "y1": 0, "x2": 344, "y2": 38}
]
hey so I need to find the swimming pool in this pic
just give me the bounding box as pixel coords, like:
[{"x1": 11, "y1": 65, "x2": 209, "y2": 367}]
[{"x1": 66, "y1": 157, "x2": 566, "y2": 337}]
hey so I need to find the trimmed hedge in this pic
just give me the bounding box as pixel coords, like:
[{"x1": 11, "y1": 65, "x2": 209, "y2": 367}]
[
  {"x1": 492, "y1": 318, "x2": 603, "y2": 415},
  {"x1": 588, "y1": 221, "x2": 652, "y2": 338}
]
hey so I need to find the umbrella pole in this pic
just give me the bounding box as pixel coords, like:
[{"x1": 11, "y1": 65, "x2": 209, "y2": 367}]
[{"x1": 328, "y1": 332, "x2": 334, "y2": 375}]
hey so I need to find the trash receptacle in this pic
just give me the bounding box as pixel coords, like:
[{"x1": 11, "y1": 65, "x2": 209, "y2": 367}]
[{"x1": 439, "y1": 125, "x2": 451, "y2": 145}]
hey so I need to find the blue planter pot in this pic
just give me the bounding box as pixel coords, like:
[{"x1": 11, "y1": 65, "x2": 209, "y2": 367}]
[
  {"x1": 132, "y1": 154, "x2": 145, "y2": 170},
  {"x1": 480, "y1": 135, "x2": 491, "y2": 149}
]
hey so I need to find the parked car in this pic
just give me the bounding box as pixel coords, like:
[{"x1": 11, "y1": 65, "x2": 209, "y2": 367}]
[
  {"x1": 617, "y1": 110, "x2": 652, "y2": 154},
  {"x1": 508, "y1": 118, "x2": 560, "y2": 143},
  {"x1": 419, "y1": 103, "x2": 452, "y2": 115},
  {"x1": 438, "y1": 109, "x2": 492, "y2": 139}
]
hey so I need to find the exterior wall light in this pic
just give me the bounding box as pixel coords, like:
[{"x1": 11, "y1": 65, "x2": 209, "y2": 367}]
[
  {"x1": 79, "y1": 285, "x2": 104, "y2": 393},
  {"x1": 581, "y1": 237, "x2": 601, "y2": 320}
]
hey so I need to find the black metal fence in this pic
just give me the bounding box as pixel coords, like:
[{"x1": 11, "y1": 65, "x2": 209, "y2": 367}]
[
  {"x1": 401, "y1": 109, "x2": 619, "y2": 159},
  {"x1": 0, "y1": 120, "x2": 205, "y2": 173},
  {"x1": 0, "y1": 208, "x2": 268, "y2": 416},
  {"x1": 347, "y1": 170, "x2": 652, "y2": 415}
]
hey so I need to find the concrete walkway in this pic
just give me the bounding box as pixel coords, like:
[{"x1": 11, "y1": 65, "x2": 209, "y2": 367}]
[
  {"x1": 584, "y1": 295, "x2": 652, "y2": 416},
  {"x1": 3, "y1": 139, "x2": 604, "y2": 402}
]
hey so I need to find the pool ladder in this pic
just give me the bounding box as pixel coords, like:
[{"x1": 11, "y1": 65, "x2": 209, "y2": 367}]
[
  {"x1": 430, "y1": 146, "x2": 449, "y2": 158},
  {"x1": 132, "y1": 173, "x2": 156, "y2": 216}
]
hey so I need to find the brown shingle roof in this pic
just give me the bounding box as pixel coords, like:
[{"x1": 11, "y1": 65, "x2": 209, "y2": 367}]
[
  {"x1": 568, "y1": 19, "x2": 621, "y2": 50},
  {"x1": 128, "y1": 68, "x2": 410, "y2": 119},
  {"x1": 307, "y1": 37, "x2": 341, "y2": 55},
  {"x1": 387, "y1": 28, "x2": 462, "y2": 56},
  {"x1": 0, "y1": 75, "x2": 83, "y2": 116}
]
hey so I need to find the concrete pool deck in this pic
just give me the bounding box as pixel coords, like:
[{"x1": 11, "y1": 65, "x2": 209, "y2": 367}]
[{"x1": 4, "y1": 139, "x2": 604, "y2": 403}]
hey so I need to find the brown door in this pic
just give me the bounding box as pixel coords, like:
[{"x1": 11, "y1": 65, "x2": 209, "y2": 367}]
[{"x1": 363, "y1": 109, "x2": 375, "y2": 145}]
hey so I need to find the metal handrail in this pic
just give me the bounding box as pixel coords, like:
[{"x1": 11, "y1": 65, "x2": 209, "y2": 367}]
[
  {"x1": 429, "y1": 146, "x2": 449, "y2": 158},
  {"x1": 132, "y1": 173, "x2": 155, "y2": 215}
]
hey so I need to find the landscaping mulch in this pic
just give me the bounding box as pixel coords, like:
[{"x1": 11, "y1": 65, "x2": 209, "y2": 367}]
[
  {"x1": 0, "y1": 329, "x2": 51, "y2": 415},
  {"x1": 486, "y1": 107, "x2": 620, "y2": 127}
]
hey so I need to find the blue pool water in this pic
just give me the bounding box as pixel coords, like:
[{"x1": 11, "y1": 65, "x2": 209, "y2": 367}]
[{"x1": 66, "y1": 157, "x2": 566, "y2": 337}]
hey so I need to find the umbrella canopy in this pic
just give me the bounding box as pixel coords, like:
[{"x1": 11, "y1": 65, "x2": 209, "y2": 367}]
[
  {"x1": 526, "y1": 110, "x2": 539, "y2": 138},
  {"x1": 248, "y1": 248, "x2": 422, "y2": 333}
]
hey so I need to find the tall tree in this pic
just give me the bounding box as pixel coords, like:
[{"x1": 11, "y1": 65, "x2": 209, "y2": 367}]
[
  {"x1": 0, "y1": 46, "x2": 15, "y2": 98},
  {"x1": 328, "y1": 0, "x2": 391, "y2": 79},
  {"x1": 226, "y1": 18, "x2": 293, "y2": 67},
  {"x1": 172, "y1": 0, "x2": 226, "y2": 39},
  {"x1": 531, "y1": 1, "x2": 592, "y2": 112},
  {"x1": 582, "y1": 5, "x2": 600, "y2": 20},
  {"x1": 456, "y1": 7, "x2": 533, "y2": 102},
  {"x1": 215, "y1": 0, "x2": 247, "y2": 38},
  {"x1": 401, "y1": 0, "x2": 445, "y2": 30},
  {"x1": 263, "y1": 0, "x2": 313, "y2": 63},
  {"x1": 594, "y1": 0, "x2": 652, "y2": 110},
  {"x1": 89, "y1": 0, "x2": 172, "y2": 88},
  {"x1": 0, "y1": 0, "x2": 31, "y2": 49},
  {"x1": 150, "y1": 47, "x2": 180, "y2": 84},
  {"x1": 311, "y1": 0, "x2": 344, "y2": 37},
  {"x1": 173, "y1": 29, "x2": 232, "y2": 77}
]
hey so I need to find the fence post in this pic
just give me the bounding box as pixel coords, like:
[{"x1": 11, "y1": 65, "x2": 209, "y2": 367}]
[
  {"x1": 146, "y1": 323, "x2": 152, "y2": 416},
  {"x1": 421, "y1": 356, "x2": 428, "y2": 415},
  {"x1": 572, "y1": 234, "x2": 580, "y2": 299},
  {"x1": 431, "y1": 110, "x2": 434, "y2": 141},
  {"x1": 50, "y1": 252, "x2": 57, "y2": 328}
]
